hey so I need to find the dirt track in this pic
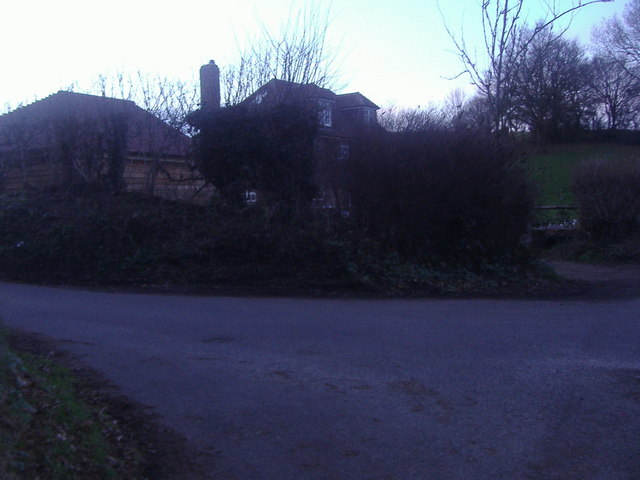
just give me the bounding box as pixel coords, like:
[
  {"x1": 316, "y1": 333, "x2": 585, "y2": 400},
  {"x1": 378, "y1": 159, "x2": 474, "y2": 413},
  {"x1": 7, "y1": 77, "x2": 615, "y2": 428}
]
[{"x1": 548, "y1": 260, "x2": 640, "y2": 300}]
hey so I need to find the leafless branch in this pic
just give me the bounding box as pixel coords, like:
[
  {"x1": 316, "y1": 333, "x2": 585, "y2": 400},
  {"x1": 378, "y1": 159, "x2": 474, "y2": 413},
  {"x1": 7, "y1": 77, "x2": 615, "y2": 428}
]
[
  {"x1": 221, "y1": 2, "x2": 342, "y2": 106},
  {"x1": 438, "y1": 0, "x2": 613, "y2": 132}
]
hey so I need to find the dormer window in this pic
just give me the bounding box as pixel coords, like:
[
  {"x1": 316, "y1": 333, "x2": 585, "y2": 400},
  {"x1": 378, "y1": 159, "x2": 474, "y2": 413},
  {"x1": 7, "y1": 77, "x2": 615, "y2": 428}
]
[{"x1": 318, "y1": 98, "x2": 332, "y2": 127}]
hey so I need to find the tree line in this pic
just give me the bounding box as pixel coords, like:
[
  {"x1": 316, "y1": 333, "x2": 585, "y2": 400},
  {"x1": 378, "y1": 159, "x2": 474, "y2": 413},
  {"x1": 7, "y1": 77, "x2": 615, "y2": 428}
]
[{"x1": 443, "y1": 0, "x2": 640, "y2": 142}]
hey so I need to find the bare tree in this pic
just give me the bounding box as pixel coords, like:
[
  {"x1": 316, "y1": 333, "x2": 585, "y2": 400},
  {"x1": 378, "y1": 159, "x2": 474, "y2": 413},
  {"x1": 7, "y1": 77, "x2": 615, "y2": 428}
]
[
  {"x1": 0, "y1": 108, "x2": 44, "y2": 192},
  {"x1": 93, "y1": 71, "x2": 198, "y2": 135},
  {"x1": 221, "y1": 2, "x2": 341, "y2": 106},
  {"x1": 588, "y1": 55, "x2": 640, "y2": 129},
  {"x1": 91, "y1": 72, "x2": 199, "y2": 195},
  {"x1": 510, "y1": 28, "x2": 594, "y2": 141},
  {"x1": 594, "y1": 0, "x2": 640, "y2": 71},
  {"x1": 378, "y1": 105, "x2": 446, "y2": 132},
  {"x1": 587, "y1": 1, "x2": 640, "y2": 129},
  {"x1": 439, "y1": 0, "x2": 613, "y2": 133}
]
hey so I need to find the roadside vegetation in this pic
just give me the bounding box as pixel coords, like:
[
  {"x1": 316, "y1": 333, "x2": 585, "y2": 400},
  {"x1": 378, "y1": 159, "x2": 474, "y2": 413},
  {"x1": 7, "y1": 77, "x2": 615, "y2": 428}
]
[
  {"x1": 0, "y1": 86, "x2": 562, "y2": 297},
  {"x1": 527, "y1": 141, "x2": 640, "y2": 263},
  {"x1": 0, "y1": 328, "x2": 145, "y2": 479},
  {"x1": 0, "y1": 180, "x2": 552, "y2": 296},
  {"x1": 2, "y1": 1, "x2": 640, "y2": 290},
  {"x1": 527, "y1": 143, "x2": 640, "y2": 224}
]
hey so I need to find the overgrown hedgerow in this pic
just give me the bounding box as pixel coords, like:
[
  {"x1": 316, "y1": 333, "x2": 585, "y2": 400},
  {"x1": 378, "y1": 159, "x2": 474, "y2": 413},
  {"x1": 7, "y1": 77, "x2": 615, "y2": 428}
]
[
  {"x1": 0, "y1": 185, "x2": 207, "y2": 285},
  {"x1": 0, "y1": 184, "x2": 543, "y2": 293},
  {"x1": 347, "y1": 128, "x2": 535, "y2": 258},
  {"x1": 0, "y1": 186, "x2": 368, "y2": 287},
  {"x1": 0, "y1": 120, "x2": 540, "y2": 292}
]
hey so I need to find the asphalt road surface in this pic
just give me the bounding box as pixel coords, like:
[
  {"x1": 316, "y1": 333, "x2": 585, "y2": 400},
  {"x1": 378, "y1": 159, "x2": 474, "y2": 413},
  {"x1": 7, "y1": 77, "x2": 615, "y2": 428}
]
[{"x1": 1, "y1": 280, "x2": 639, "y2": 480}]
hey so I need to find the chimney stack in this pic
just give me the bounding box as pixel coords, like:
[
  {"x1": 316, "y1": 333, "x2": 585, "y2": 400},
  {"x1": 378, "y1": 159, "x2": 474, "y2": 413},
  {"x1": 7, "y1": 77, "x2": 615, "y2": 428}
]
[{"x1": 200, "y1": 60, "x2": 220, "y2": 110}]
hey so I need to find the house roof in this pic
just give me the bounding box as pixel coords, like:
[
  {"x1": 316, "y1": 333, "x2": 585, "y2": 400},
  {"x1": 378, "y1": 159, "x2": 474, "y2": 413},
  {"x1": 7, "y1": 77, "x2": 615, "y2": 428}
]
[
  {"x1": 241, "y1": 79, "x2": 379, "y2": 113},
  {"x1": 242, "y1": 79, "x2": 337, "y2": 107},
  {"x1": 0, "y1": 91, "x2": 191, "y2": 157},
  {"x1": 232, "y1": 78, "x2": 382, "y2": 139},
  {"x1": 336, "y1": 92, "x2": 379, "y2": 110}
]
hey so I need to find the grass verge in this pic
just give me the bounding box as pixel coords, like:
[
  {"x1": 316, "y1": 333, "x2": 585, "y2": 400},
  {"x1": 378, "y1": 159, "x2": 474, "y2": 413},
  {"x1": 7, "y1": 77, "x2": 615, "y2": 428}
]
[
  {"x1": 526, "y1": 142, "x2": 640, "y2": 225},
  {"x1": 0, "y1": 330, "x2": 145, "y2": 479}
]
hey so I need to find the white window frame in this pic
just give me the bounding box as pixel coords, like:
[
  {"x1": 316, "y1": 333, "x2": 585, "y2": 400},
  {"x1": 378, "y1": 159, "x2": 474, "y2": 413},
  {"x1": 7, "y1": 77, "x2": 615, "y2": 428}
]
[
  {"x1": 244, "y1": 190, "x2": 257, "y2": 204},
  {"x1": 318, "y1": 98, "x2": 333, "y2": 127}
]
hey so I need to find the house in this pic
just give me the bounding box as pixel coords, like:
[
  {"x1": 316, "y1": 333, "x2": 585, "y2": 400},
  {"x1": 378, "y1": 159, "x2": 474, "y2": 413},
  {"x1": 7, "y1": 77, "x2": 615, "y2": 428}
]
[
  {"x1": 0, "y1": 91, "x2": 208, "y2": 202},
  {"x1": 198, "y1": 60, "x2": 382, "y2": 210},
  {"x1": 1, "y1": 61, "x2": 381, "y2": 209}
]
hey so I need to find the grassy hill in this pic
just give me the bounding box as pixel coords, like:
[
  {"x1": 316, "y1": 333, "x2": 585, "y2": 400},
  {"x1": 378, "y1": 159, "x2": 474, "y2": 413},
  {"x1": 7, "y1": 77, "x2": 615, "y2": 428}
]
[{"x1": 526, "y1": 143, "x2": 640, "y2": 224}]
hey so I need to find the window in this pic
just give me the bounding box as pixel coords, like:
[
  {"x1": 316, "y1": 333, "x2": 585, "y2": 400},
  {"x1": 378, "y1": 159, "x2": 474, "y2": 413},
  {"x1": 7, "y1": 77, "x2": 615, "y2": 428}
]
[
  {"x1": 318, "y1": 98, "x2": 332, "y2": 127},
  {"x1": 362, "y1": 108, "x2": 376, "y2": 125},
  {"x1": 312, "y1": 191, "x2": 326, "y2": 208},
  {"x1": 312, "y1": 191, "x2": 336, "y2": 209},
  {"x1": 244, "y1": 191, "x2": 257, "y2": 204},
  {"x1": 337, "y1": 142, "x2": 349, "y2": 161}
]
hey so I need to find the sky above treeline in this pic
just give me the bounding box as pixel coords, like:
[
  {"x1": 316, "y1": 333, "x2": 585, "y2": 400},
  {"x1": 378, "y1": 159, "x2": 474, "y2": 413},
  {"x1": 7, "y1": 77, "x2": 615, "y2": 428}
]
[{"x1": 0, "y1": 0, "x2": 630, "y2": 110}]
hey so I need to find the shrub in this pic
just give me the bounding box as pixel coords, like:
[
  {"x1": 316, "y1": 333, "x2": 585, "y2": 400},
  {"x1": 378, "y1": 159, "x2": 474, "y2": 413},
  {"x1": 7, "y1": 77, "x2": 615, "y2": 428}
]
[
  {"x1": 571, "y1": 157, "x2": 640, "y2": 240},
  {"x1": 0, "y1": 183, "x2": 546, "y2": 292},
  {"x1": 0, "y1": 187, "x2": 382, "y2": 288},
  {"x1": 189, "y1": 103, "x2": 318, "y2": 219},
  {"x1": 0, "y1": 186, "x2": 211, "y2": 284},
  {"x1": 347, "y1": 128, "x2": 534, "y2": 259}
]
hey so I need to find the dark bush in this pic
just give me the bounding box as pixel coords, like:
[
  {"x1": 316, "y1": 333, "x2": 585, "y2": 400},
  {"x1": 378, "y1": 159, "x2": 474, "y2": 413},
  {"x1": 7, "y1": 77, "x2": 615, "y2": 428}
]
[
  {"x1": 572, "y1": 157, "x2": 640, "y2": 240},
  {"x1": 0, "y1": 183, "x2": 546, "y2": 293},
  {"x1": 0, "y1": 186, "x2": 207, "y2": 284},
  {"x1": 347, "y1": 128, "x2": 534, "y2": 259},
  {"x1": 189, "y1": 103, "x2": 318, "y2": 219},
  {"x1": 0, "y1": 187, "x2": 378, "y2": 288}
]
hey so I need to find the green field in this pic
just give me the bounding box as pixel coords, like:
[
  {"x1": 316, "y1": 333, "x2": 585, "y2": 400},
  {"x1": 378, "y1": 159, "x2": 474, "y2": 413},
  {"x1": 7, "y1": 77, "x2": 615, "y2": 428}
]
[{"x1": 526, "y1": 143, "x2": 640, "y2": 224}]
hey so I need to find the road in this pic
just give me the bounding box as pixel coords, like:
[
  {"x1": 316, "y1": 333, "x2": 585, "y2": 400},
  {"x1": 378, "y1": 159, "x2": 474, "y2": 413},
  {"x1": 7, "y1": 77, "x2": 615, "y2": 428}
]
[{"x1": 1, "y1": 280, "x2": 639, "y2": 480}]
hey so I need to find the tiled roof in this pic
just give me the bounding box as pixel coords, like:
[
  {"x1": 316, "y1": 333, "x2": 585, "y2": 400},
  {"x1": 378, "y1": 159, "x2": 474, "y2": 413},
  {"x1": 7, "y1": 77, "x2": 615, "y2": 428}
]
[
  {"x1": 235, "y1": 79, "x2": 382, "y2": 139},
  {"x1": 241, "y1": 80, "x2": 380, "y2": 113},
  {"x1": 242, "y1": 79, "x2": 337, "y2": 107},
  {"x1": 336, "y1": 92, "x2": 379, "y2": 110},
  {"x1": 0, "y1": 91, "x2": 191, "y2": 156}
]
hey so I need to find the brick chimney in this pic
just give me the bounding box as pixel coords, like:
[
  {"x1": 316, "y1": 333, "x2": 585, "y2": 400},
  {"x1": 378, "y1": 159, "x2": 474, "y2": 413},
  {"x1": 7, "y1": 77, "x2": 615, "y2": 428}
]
[{"x1": 200, "y1": 60, "x2": 220, "y2": 110}]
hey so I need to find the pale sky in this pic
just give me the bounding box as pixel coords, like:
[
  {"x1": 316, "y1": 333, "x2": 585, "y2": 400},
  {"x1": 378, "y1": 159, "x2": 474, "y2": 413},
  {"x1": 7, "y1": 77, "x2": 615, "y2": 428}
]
[{"x1": 0, "y1": 0, "x2": 629, "y2": 111}]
